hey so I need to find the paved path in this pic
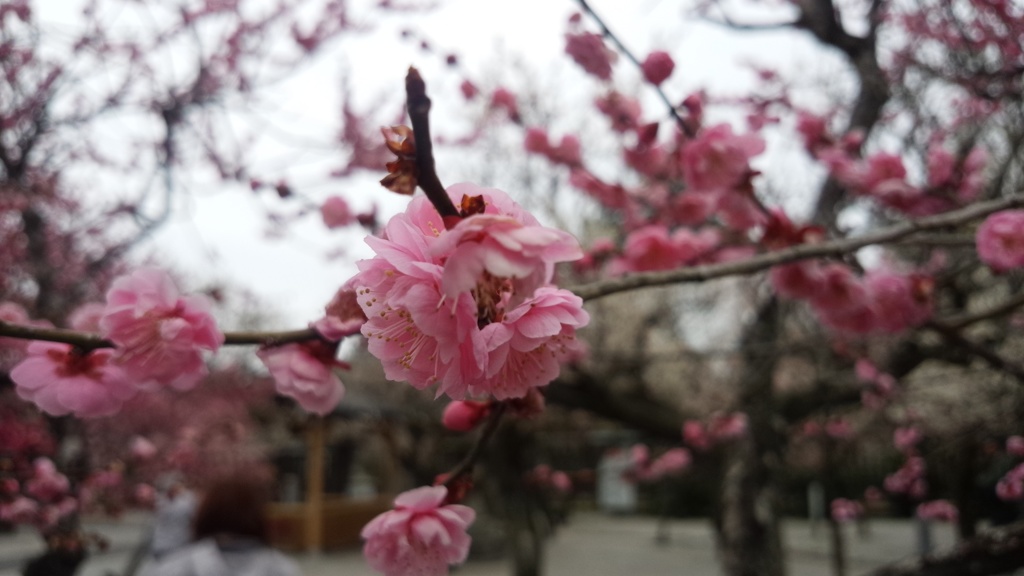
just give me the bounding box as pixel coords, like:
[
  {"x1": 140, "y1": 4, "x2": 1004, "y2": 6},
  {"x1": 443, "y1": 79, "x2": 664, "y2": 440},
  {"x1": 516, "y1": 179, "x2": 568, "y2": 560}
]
[{"x1": 0, "y1": 512, "x2": 957, "y2": 576}]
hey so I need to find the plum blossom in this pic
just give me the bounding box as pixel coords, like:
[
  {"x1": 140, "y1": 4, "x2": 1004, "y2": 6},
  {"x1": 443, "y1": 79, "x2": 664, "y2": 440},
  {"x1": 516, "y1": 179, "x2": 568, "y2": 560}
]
[
  {"x1": 321, "y1": 195, "x2": 354, "y2": 229},
  {"x1": 352, "y1": 184, "x2": 588, "y2": 400},
  {"x1": 100, "y1": 268, "x2": 223, "y2": 390},
  {"x1": 681, "y1": 123, "x2": 765, "y2": 192},
  {"x1": 564, "y1": 31, "x2": 615, "y2": 80},
  {"x1": 442, "y1": 400, "x2": 490, "y2": 432},
  {"x1": 68, "y1": 302, "x2": 105, "y2": 332},
  {"x1": 130, "y1": 436, "x2": 158, "y2": 460},
  {"x1": 361, "y1": 485, "x2": 475, "y2": 576},
  {"x1": 257, "y1": 340, "x2": 345, "y2": 415},
  {"x1": 0, "y1": 497, "x2": 38, "y2": 524},
  {"x1": 916, "y1": 500, "x2": 958, "y2": 522},
  {"x1": 831, "y1": 498, "x2": 864, "y2": 522},
  {"x1": 11, "y1": 342, "x2": 137, "y2": 418},
  {"x1": 312, "y1": 286, "x2": 366, "y2": 341},
  {"x1": 26, "y1": 458, "x2": 70, "y2": 503},
  {"x1": 1007, "y1": 435, "x2": 1024, "y2": 457},
  {"x1": 893, "y1": 426, "x2": 922, "y2": 453},
  {"x1": 641, "y1": 50, "x2": 675, "y2": 85},
  {"x1": 977, "y1": 210, "x2": 1024, "y2": 271}
]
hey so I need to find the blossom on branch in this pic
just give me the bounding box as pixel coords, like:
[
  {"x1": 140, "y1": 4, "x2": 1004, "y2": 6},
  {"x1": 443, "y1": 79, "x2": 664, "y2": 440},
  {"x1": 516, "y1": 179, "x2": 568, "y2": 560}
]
[
  {"x1": 976, "y1": 209, "x2": 1024, "y2": 271},
  {"x1": 361, "y1": 485, "x2": 474, "y2": 576},
  {"x1": 257, "y1": 340, "x2": 346, "y2": 415},
  {"x1": 352, "y1": 184, "x2": 588, "y2": 400},
  {"x1": 100, "y1": 268, "x2": 223, "y2": 390},
  {"x1": 11, "y1": 342, "x2": 137, "y2": 418}
]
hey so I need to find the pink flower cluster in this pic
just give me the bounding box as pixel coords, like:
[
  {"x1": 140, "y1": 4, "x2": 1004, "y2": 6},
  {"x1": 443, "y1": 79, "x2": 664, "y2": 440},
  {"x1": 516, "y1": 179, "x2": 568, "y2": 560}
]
[
  {"x1": 100, "y1": 268, "x2": 223, "y2": 390},
  {"x1": 564, "y1": 31, "x2": 616, "y2": 80},
  {"x1": 631, "y1": 446, "x2": 691, "y2": 482},
  {"x1": 524, "y1": 128, "x2": 582, "y2": 167},
  {"x1": 855, "y1": 359, "x2": 898, "y2": 409},
  {"x1": 351, "y1": 184, "x2": 589, "y2": 401},
  {"x1": 682, "y1": 412, "x2": 749, "y2": 451},
  {"x1": 608, "y1": 225, "x2": 719, "y2": 274},
  {"x1": 883, "y1": 456, "x2": 927, "y2": 499},
  {"x1": 915, "y1": 500, "x2": 958, "y2": 522},
  {"x1": 257, "y1": 340, "x2": 346, "y2": 415},
  {"x1": 996, "y1": 463, "x2": 1024, "y2": 501},
  {"x1": 362, "y1": 486, "x2": 474, "y2": 576},
  {"x1": 893, "y1": 426, "x2": 922, "y2": 454},
  {"x1": 771, "y1": 263, "x2": 934, "y2": 334},
  {"x1": 976, "y1": 209, "x2": 1024, "y2": 272},
  {"x1": 0, "y1": 458, "x2": 77, "y2": 530},
  {"x1": 10, "y1": 268, "x2": 224, "y2": 418},
  {"x1": 830, "y1": 498, "x2": 864, "y2": 522}
]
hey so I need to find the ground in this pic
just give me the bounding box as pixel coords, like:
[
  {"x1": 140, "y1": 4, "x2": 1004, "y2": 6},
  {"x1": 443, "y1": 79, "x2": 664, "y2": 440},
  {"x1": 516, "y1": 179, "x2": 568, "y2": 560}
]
[{"x1": 0, "y1": 512, "x2": 957, "y2": 576}]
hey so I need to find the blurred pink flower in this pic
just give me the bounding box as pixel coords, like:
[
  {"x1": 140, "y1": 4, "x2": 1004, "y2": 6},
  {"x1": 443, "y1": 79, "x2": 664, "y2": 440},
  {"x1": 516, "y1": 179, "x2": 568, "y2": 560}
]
[
  {"x1": 100, "y1": 268, "x2": 223, "y2": 390},
  {"x1": 893, "y1": 426, "x2": 922, "y2": 453},
  {"x1": 130, "y1": 436, "x2": 157, "y2": 460},
  {"x1": 320, "y1": 195, "x2": 355, "y2": 229},
  {"x1": 565, "y1": 31, "x2": 615, "y2": 80},
  {"x1": 68, "y1": 302, "x2": 105, "y2": 332},
  {"x1": 916, "y1": 500, "x2": 958, "y2": 522},
  {"x1": 26, "y1": 458, "x2": 70, "y2": 503},
  {"x1": 683, "y1": 420, "x2": 709, "y2": 450},
  {"x1": 11, "y1": 342, "x2": 137, "y2": 418},
  {"x1": 977, "y1": 210, "x2": 1024, "y2": 271},
  {"x1": 1007, "y1": 435, "x2": 1024, "y2": 457},
  {"x1": 641, "y1": 50, "x2": 674, "y2": 85},
  {"x1": 550, "y1": 471, "x2": 573, "y2": 493},
  {"x1": 257, "y1": 341, "x2": 345, "y2": 415},
  {"x1": 830, "y1": 498, "x2": 863, "y2": 522},
  {"x1": 709, "y1": 412, "x2": 748, "y2": 441},
  {"x1": 312, "y1": 286, "x2": 366, "y2": 341},
  {"x1": 0, "y1": 497, "x2": 38, "y2": 524},
  {"x1": 362, "y1": 485, "x2": 475, "y2": 576},
  {"x1": 442, "y1": 401, "x2": 490, "y2": 432},
  {"x1": 681, "y1": 123, "x2": 765, "y2": 192}
]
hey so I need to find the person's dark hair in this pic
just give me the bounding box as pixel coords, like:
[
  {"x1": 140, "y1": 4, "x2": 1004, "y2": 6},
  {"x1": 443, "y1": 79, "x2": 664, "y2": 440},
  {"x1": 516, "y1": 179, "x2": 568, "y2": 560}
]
[{"x1": 192, "y1": 476, "x2": 271, "y2": 543}]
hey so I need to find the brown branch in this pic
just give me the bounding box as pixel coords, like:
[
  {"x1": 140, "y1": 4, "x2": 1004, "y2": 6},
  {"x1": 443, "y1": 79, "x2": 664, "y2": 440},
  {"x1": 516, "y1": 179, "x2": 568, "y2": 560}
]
[
  {"x1": 938, "y1": 292, "x2": 1024, "y2": 331},
  {"x1": 405, "y1": 67, "x2": 458, "y2": 220},
  {"x1": 570, "y1": 194, "x2": 1024, "y2": 301},
  {"x1": 576, "y1": 0, "x2": 696, "y2": 138},
  {"x1": 924, "y1": 320, "x2": 1024, "y2": 383},
  {"x1": 0, "y1": 321, "x2": 321, "y2": 353},
  {"x1": 442, "y1": 403, "x2": 507, "y2": 488}
]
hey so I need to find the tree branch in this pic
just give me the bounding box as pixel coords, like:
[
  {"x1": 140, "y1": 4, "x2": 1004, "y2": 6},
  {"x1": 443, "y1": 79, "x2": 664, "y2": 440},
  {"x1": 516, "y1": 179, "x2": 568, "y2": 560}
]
[
  {"x1": 405, "y1": 67, "x2": 459, "y2": 220},
  {"x1": 570, "y1": 194, "x2": 1023, "y2": 301}
]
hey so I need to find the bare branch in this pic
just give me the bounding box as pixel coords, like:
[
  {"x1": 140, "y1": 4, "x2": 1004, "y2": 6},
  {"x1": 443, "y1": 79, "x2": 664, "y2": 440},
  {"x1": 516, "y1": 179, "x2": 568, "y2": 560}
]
[{"x1": 405, "y1": 67, "x2": 459, "y2": 220}]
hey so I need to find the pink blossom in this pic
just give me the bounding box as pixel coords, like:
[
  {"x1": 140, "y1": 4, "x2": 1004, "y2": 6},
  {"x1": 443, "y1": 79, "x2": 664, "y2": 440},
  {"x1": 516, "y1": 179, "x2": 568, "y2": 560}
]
[
  {"x1": 863, "y1": 271, "x2": 933, "y2": 333},
  {"x1": 26, "y1": 458, "x2": 69, "y2": 503},
  {"x1": 893, "y1": 426, "x2": 922, "y2": 453},
  {"x1": 997, "y1": 476, "x2": 1023, "y2": 501},
  {"x1": 550, "y1": 471, "x2": 572, "y2": 493},
  {"x1": 312, "y1": 286, "x2": 366, "y2": 341},
  {"x1": 459, "y1": 80, "x2": 478, "y2": 100},
  {"x1": 361, "y1": 485, "x2": 475, "y2": 576},
  {"x1": 977, "y1": 210, "x2": 1024, "y2": 271},
  {"x1": 770, "y1": 262, "x2": 824, "y2": 300},
  {"x1": 825, "y1": 418, "x2": 852, "y2": 439},
  {"x1": 709, "y1": 412, "x2": 748, "y2": 441},
  {"x1": 442, "y1": 401, "x2": 490, "y2": 432},
  {"x1": 647, "y1": 448, "x2": 692, "y2": 480},
  {"x1": 916, "y1": 500, "x2": 958, "y2": 522},
  {"x1": 353, "y1": 184, "x2": 588, "y2": 400},
  {"x1": 681, "y1": 124, "x2": 765, "y2": 192},
  {"x1": 130, "y1": 436, "x2": 157, "y2": 460},
  {"x1": 474, "y1": 287, "x2": 589, "y2": 400},
  {"x1": 100, "y1": 268, "x2": 223, "y2": 390},
  {"x1": 641, "y1": 51, "x2": 674, "y2": 85},
  {"x1": 490, "y1": 87, "x2": 519, "y2": 121},
  {"x1": 257, "y1": 341, "x2": 344, "y2": 415},
  {"x1": 1007, "y1": 435, "x2": 1024, "y2": 457},
  {"x1": 134, "y1": 483, "x2": 156, "y2": 506},
  {"x1": 683, "y1": 420, "x2": 709, "y2": 450},
  {"x1": 321, "y1": 195, "x2": 354, "y2": 229},
  {"x1": 595, "y1": 92, "x2": 641, "y2": 133},
  {"x1": 0, "y1": 497, "x2": 38, "y2": 524},
  {"x1": 613, "y1": 225, "x2": 681, "y2": 272},
  {"x1": 68, "y1": 302, "x2": 105, "y2": 332},
  {"x1": 855, "y1": 358, "x2": 879, "y2": 381},
  {"x1": 631, "y1": 444, "x2": 650, "y2": 469},
  {"x1": 830, "y1": 498, "x2": 863, "y2": 522},
  {"x1": 11, "y1": 342, "x2": 137, "y2": 418},
  {"x1": 565, "y1": 31, "x2": 616, "y2": 80}
]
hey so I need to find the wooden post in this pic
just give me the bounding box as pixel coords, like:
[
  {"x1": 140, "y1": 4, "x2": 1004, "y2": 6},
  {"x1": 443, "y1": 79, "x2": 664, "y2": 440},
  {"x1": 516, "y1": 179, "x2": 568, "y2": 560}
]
[{"x1": 305, "y1": 416, "x2": 326, "y2": 552}]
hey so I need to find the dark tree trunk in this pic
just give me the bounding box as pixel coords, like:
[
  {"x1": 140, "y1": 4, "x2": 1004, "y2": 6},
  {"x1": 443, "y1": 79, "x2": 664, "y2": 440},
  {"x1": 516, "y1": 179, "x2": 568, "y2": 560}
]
[{"x1": 713, "y1": 298, "x2": 787, "y2": 576}]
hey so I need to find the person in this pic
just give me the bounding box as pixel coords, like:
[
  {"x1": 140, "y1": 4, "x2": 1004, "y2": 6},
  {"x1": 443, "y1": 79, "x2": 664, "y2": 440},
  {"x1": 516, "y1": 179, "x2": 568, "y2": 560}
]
[
  {"x1": 141, "y1": 475, "x2": 300, "y2": 576},
  {"x1": 151, "y1": 475, "x2": 198, "y2": 559}
]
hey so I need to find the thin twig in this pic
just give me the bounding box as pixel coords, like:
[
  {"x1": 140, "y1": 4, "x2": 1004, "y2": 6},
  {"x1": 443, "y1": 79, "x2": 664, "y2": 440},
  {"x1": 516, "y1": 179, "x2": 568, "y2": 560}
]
[
  {"x1": 576, "y1": 0, "x2": 696, "y2": 138},
  {"x1": 443, "y1": 403, "x2": 507, "y2": 488},
  {"x1": 569, "y1": 194, "x2": 1023, "y2": 301},
  {"x1": 405, "y1": 67, "x2": 459, "y2": 220}
]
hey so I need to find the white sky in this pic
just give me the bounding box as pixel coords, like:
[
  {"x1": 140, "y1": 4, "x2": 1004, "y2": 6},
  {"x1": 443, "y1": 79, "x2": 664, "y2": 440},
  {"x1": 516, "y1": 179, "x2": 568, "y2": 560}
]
[{"x1": 35, "y1": 0, "x2": 849, "y2": 329}]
